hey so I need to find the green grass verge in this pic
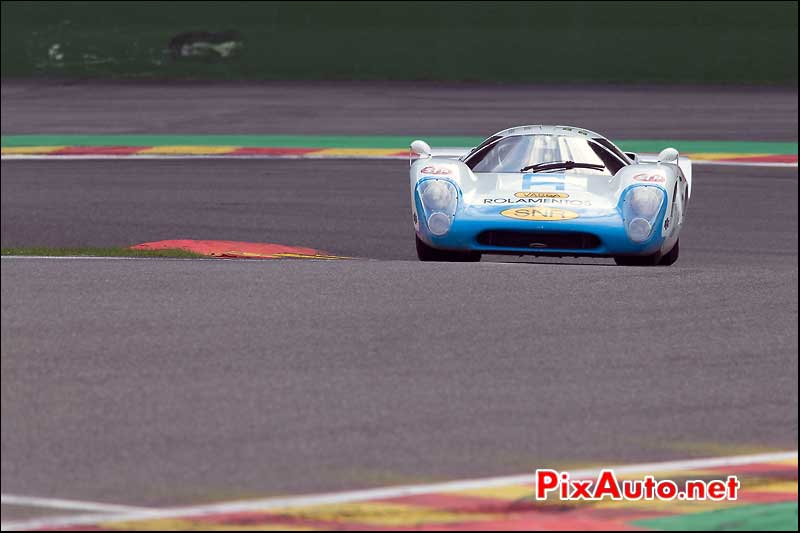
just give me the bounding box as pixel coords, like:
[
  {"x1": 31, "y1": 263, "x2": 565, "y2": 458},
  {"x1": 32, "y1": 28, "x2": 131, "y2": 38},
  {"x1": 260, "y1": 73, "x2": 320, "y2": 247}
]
[
  {"x1": 633, "y1": 501, "x2": 798, "y2": 531},
  {"x1": 1, "y1": 247, "x2": 205, "y2": 258}
]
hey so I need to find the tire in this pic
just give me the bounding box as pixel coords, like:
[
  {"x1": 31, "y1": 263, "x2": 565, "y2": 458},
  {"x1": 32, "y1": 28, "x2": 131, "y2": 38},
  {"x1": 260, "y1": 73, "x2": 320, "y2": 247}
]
[
  {"x1": 416, "y1": 235, "x2": 481, "y2": 262},
  {"x1": 613, "y1": 251, "x2": 661, "y2": 266},
  {"x1": 658, "y1": 239, "x2": 680, "y2": 266}
]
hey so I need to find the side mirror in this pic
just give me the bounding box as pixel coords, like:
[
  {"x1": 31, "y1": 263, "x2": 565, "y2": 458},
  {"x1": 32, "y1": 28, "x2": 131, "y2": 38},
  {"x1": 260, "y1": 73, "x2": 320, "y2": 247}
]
[
  {"x1": 410, "y1": 139, "x2": 432, "y2": 158},
  {"x1": 624, "y1": 151, "x2": 639, "y2": 162},
  {"x1": 658, "y1": 147, "x2": 679, "y2": 164}
]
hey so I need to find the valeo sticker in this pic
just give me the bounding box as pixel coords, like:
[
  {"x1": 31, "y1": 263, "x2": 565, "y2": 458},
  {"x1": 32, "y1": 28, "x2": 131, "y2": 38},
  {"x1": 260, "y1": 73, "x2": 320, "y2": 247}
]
[
  {"x1": 501, "y1": 207, "x2": 580, "y2": 221},
  {"x1": 514, "y1": 191, "x2": 569, "y2": 199}
]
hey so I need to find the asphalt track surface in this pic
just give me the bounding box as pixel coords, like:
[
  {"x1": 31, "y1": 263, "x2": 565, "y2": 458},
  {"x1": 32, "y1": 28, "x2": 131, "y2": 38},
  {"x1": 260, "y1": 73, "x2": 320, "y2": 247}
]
[
  {"x1": 2, "y1": 81, "x2": 798, "y2": 140},
  {"x1": 0, "y1": 160, "x2": 798, "y2": 263},
  {"x1": 1, "y1": 83, "x2": 798, "y2": 517},
  {"x1": 2, "y1": 159, "x2": 798, "y2": 508}
]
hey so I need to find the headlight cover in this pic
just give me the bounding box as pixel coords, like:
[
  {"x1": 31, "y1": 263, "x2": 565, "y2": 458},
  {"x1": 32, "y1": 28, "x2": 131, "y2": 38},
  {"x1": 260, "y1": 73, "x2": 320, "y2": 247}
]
[
  {"x1": 622, "y1": 185, "x2": 664, "y2": 243},
  {"x1": 628, "y1": 186, "x2": 662, "y2": 219},
  {"x1": 417, "y1": 179, "x2": 458, "y2": 236},
  {"x1": 627, "y1": 217, "x2": 653, "y2": 242}
]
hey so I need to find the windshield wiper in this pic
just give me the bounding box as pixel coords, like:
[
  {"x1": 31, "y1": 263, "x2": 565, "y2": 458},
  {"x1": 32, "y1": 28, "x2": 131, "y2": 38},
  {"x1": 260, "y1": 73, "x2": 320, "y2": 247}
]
[{"x1": 520, "y1": 160, "x2": 605, "y2": 173}]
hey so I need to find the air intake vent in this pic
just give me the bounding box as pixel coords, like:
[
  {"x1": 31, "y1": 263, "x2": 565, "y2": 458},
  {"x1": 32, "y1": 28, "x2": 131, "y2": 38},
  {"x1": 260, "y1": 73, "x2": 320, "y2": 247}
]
[{"x1": 477, "y1": 231, "x2": 601, "y2": 250}]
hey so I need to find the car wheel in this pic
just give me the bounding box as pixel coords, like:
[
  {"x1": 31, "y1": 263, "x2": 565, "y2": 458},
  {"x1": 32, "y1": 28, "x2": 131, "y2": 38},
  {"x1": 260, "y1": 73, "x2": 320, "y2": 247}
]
[
  {"x1": 658, "y1": 239, "x2": 680, "y2": 266},
  {"x1": 613, "y1": 251, "x2": 660, "y2": 266},
  {"x1": 416, "y1": 235, "x2": 481, "y2": 262}
]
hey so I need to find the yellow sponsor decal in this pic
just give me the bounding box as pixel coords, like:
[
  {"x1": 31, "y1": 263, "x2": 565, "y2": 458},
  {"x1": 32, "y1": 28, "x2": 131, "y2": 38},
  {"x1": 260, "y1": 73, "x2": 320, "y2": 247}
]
[
  {"x1": 500, "y1": 207, "x2": 579, "y2": 221},
  {"x1": 514, "y1": 191, "x2": 569, "y2": 199}
]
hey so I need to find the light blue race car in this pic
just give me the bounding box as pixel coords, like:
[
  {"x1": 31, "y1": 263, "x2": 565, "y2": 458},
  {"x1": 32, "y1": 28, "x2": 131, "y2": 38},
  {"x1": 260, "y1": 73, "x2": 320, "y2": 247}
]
[{"x1": 409, "y1": 125, "x2": 691, "y2": 266}]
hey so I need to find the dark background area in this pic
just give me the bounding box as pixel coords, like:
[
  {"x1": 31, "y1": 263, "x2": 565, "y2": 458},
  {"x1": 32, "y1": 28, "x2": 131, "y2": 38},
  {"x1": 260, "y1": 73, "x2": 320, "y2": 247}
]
[{"x1": 2, "y1": 1, "x2": 797, "y2": 84}]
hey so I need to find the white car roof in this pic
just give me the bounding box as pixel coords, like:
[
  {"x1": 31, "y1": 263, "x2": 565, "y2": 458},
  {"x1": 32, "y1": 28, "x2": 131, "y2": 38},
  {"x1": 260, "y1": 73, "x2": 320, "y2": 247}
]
[{"x1": 490, "y1": 125, "x2": 607, "y2": 140}]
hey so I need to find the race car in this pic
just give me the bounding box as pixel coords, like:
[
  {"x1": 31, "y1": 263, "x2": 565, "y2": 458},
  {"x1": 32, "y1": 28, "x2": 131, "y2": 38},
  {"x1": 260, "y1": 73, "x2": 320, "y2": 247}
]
[{"x1": 409, "y1": 125, "x2": 691, "y2": 266}]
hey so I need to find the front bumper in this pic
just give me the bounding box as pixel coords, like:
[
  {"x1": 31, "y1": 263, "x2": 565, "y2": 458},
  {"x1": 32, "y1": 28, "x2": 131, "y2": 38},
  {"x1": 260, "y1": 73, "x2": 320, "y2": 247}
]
[{"x1": 417, "y1": 205, "x2": 667, "y2": 257}]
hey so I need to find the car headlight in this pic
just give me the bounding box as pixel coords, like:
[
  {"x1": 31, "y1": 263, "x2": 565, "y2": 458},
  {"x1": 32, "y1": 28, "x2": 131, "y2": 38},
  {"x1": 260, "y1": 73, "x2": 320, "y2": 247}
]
[
  {"x1": 628, "y1": 187, "x2": 662, "y2": 218},
  {"x1": 420, "y1": 180, "x2": 457, "y2": 213},
  {"x1": 418, "y1": 179, "x2": 458, "y2": 236},
  {"x1": 427, "y1": 212, "x2": 451, "y2": 236},
  {"x1": 623, "y1": 186, "x2": 664, "y2": 243},
  {"x1": 627, "y1": 217, "x2": 653, "y2": 242}
]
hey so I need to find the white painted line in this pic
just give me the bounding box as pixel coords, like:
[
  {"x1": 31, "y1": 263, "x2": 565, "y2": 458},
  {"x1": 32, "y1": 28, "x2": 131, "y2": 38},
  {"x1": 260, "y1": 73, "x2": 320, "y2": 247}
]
[
  {"x1": 692, "y1": 160, "x2": 797, "y2": 168},
  {"x1": 1, "y1": 450, "x2": 796, "y2": 531},
  {"x1": 0, "y1": 255, "x2": 216, "y2": 261},
  {"x1": 1, "y1": 494, "x2": 148, "y2": 514},
  {"x1": 0, "y1": 255, "x2": 352, "y2": 263},
  {"x1": 1, "y1": 153, "x2": 796, "y2": 168}
]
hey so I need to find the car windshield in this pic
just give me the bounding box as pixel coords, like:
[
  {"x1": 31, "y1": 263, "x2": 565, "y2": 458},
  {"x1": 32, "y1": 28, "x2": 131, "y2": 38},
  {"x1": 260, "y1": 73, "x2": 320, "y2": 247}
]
[{"x1": 464, "y1": 134, "x2": 627, "y2": 175}]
